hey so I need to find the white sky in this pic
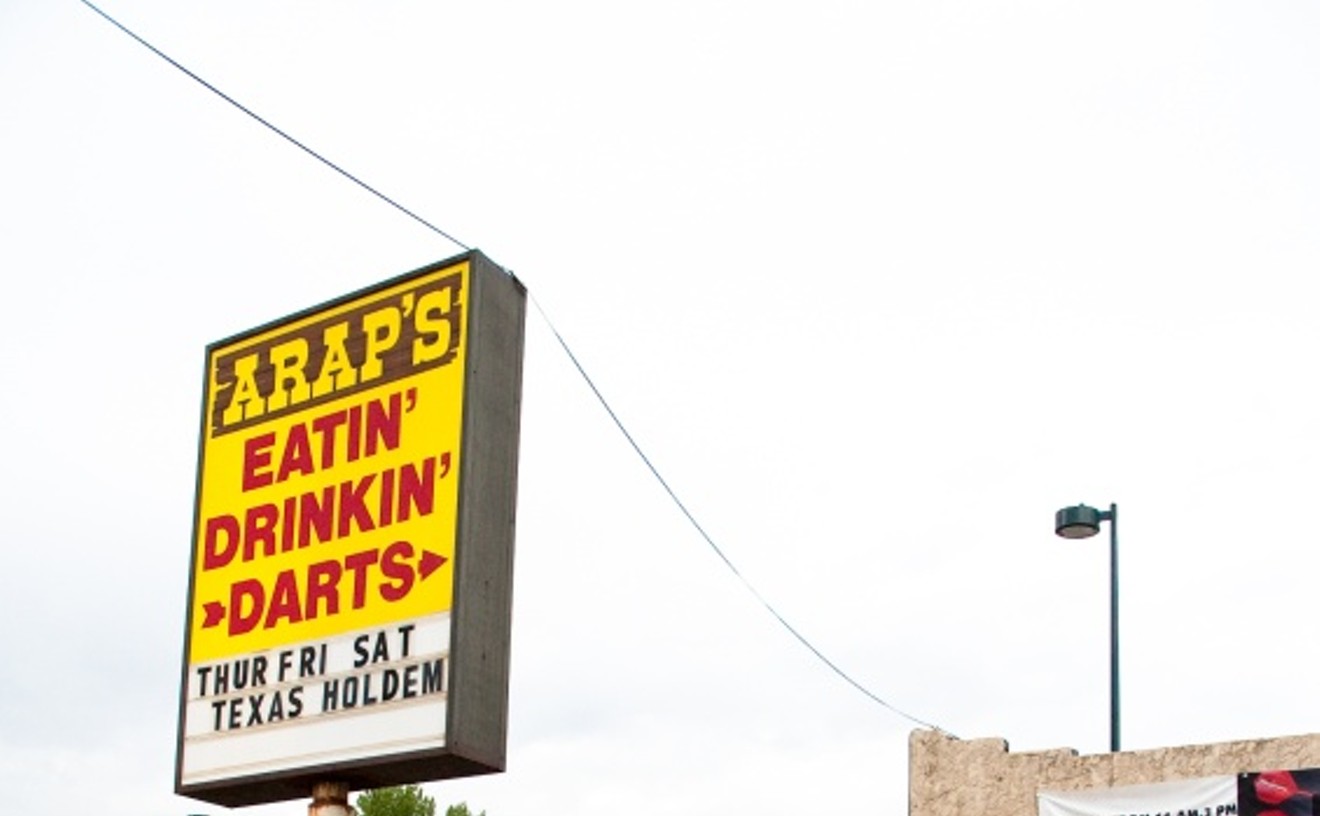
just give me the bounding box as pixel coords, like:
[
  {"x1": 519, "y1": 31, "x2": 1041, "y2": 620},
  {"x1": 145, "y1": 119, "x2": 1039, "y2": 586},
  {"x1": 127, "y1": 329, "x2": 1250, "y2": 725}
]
[{"x1": 3, "y1": 2, "x2": 1320, "y2": 815}]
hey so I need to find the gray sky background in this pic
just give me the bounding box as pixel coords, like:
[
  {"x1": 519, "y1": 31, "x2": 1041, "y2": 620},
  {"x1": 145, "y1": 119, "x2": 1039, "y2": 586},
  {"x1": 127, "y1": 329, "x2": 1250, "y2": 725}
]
[{"x1": 3, "y1": 2, "x2": 1320, "y2": 815}]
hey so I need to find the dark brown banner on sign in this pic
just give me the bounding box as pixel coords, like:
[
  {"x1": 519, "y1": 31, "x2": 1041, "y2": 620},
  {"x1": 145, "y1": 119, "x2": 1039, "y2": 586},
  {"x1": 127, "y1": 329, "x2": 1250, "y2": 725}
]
[{"x1": 210, "y1": 271, "x2": 463, "y2": 437}]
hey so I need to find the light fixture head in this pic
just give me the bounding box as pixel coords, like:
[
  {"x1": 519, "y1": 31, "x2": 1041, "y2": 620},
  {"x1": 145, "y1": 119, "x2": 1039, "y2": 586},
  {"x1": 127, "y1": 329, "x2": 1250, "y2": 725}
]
[{"x1": 1055, "y1": 504, "x2": 1103, "y2": 539}]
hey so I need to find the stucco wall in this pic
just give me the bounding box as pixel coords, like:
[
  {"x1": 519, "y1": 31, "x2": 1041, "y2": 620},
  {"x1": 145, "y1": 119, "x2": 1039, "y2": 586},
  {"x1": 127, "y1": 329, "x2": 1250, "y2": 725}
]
[{"x1": 909, "y1": 728, "x2": 1320, "y2": 816}]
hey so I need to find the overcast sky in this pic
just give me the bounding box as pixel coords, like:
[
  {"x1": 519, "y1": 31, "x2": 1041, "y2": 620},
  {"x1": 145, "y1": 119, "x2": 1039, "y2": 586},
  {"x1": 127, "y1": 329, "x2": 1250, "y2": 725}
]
[{"x1": 3, "y1": 2, "x2": 1320, "y2": 815}]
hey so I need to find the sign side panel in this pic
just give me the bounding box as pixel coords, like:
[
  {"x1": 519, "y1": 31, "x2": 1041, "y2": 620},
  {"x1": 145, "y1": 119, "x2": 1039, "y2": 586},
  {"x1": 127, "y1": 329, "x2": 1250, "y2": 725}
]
[{"x1": 448, "y1": 255, "x2": 526, "y2": 768}]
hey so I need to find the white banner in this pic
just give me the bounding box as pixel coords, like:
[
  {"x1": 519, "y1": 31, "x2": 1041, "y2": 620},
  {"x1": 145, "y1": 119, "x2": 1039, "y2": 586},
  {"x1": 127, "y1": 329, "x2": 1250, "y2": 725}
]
[{"x1": 1038, "y1": 775, "x2": 1237, "y2": 816}]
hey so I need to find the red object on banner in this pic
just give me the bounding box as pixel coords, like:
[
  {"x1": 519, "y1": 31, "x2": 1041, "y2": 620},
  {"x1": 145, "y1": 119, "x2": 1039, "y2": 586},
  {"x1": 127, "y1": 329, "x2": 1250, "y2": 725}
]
[{"x1": 1257, "y1": 770, "x2": 1301, "y2": 805}]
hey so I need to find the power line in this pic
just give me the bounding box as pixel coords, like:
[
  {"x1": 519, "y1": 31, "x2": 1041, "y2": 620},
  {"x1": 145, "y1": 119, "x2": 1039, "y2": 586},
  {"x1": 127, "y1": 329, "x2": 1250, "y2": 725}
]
[
  {"x1": 80, "y1": 0, "x2": 953, "y2": 737},
  {"x1": 530, "y1": 293, "x2": 949, "y2": 733},
  {"x1": 77, "y1": 0, "x2": 471, "y2": 253}
]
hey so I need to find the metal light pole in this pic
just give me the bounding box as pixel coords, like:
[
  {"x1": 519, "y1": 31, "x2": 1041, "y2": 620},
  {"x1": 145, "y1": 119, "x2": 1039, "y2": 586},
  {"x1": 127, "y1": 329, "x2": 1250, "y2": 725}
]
[{"x1": 1054, "y1": 502, "x2": 1119, "y2": 753}]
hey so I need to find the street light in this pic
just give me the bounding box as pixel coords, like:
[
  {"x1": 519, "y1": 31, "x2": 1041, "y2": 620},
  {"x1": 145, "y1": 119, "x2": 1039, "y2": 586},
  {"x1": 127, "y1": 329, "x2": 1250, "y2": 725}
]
[{"x1": 1054, "y1": 502, "x2": 1119, "y2": 753}]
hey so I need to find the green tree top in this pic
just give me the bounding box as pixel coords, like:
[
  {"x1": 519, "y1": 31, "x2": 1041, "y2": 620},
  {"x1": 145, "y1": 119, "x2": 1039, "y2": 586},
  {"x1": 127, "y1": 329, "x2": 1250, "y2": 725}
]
[
  {"x1": 354, "y1": 785, "x2": 483, "y2": 816},
  {"x1": 355, "y1": 785, "x2": 434, "y2": 816}
]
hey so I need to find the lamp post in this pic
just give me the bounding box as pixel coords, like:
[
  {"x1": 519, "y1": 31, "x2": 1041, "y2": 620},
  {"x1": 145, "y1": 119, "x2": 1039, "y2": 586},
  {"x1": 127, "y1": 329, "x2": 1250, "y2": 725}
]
[{"x1": 1054, "y1": 502, "x2": 1119, "y2": 753}]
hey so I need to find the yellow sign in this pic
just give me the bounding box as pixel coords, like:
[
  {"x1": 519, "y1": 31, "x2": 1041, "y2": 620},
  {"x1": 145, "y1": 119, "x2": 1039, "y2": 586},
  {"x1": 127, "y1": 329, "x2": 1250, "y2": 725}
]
[
  {"x1": 190, "y1": 261, "x2": 468, "y2": 663},
  {"x1": 179, "y1": 252, "x2": 523, "y2": 807}
]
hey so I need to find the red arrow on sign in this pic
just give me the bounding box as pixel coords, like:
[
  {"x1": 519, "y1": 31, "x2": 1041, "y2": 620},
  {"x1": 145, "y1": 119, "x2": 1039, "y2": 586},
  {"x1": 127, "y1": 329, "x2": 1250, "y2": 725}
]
[
  {"x1": 202, "y1": 601, "x2": 225, "y2": 629},
  {"x1": 418, "y1": 550, "x2": 448, "y2": 580}
]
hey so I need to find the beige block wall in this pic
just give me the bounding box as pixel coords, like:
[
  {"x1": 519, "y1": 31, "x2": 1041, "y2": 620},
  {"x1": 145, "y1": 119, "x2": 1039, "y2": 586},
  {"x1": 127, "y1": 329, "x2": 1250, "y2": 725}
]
[{"x1": 909, "y1": 728, "x2": 1320, "y2": 816}]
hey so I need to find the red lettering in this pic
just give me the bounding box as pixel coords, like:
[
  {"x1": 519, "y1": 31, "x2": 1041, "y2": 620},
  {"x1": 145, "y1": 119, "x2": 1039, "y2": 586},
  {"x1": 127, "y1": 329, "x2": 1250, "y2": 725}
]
[
  {"x1": 243, "y1": 504, "x2": 278, "y2": 562},
  {"x1": 397, "y1": 458, "x2": 434, "y2": 522},
  {"x1": 364, "y1": 391, "x2": 403, "y2": 456},
  {"x1": 204, "y1": 515, "x2": 239, "y2": 570},
  {"x1": 347, "y1": 404, "x2": 362, "y2": 462},
  {"x1": 242, "y1": 432, "x2": 276, "y2": 491},
  {"x1": 238, "y1": 392, "x2": 412, "y2": 492},
  {"x1": 230, "y1": 579, "x2": 265, "y2": 636},
  {"x1": 378, "y1": 468, "x2": 395, "y2": 526},
  {"x1": 276, "y1": 423, "x2": 314, "y2": 482},
  {"x1": 281, "y1": 495, "x2": 297, "y2": 552},
  {"x1": 344, "y1": 549, "x2": 380, "y2": 609},
  {"x1": 336, "y1": 474, "x2": 376, "y2": 537},
  {"x1": 305, "y1": 559, "x2": 341, "y2": 620},
  {"x1": 310, "y1": 410, "x2": 347, "y2": 469},
  {"x1": 299, "y1": 487, "x2": 334, "y2": 548},
  {"x1": 379, "y1": 540, "x2": 415, "y2": 602},
  {"x1": 212, "y1": 543, "x2": 425, "y2": 639},
  {"x1": 264, "y1": 570, "x2": 303, "y2": 629}
]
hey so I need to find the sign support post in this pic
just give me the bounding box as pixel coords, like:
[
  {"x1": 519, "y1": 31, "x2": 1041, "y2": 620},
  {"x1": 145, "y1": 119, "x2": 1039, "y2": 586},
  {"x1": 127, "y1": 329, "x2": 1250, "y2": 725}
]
[{"x1": 308, "y1": 782, "x2": 352, "y2": 816}]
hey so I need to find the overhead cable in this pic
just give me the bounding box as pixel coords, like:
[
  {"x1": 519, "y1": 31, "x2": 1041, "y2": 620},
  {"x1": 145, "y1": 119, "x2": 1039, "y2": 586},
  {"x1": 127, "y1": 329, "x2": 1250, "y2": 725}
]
[
  {"x1": 80, "y1": 0, "x2": 953, "y2": 737},
  {"x1": 78, "y1": 0, "x2": 471, "y2": 253}
]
